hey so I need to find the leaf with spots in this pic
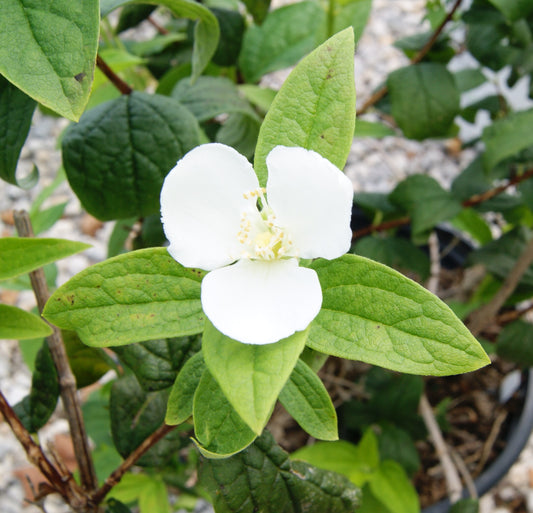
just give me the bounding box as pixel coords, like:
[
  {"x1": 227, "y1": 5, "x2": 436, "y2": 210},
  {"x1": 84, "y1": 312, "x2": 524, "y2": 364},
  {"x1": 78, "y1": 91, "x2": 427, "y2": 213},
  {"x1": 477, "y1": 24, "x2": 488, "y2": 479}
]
[
  {"x1": 62, "y1": 92, "x2": 201, "y2": 221},
  {"x1": 43, "y1": 248, "x2": 205, "y2": 348},
  {"x1": 307, "y1": 254, "x2": 490, "y2": 376},
  {"x1": 254, "y1": 28, "x2": 355, "y2": 187},
  {"x1": 0, "y1": 0, "x2": 99, "y2": 121}
]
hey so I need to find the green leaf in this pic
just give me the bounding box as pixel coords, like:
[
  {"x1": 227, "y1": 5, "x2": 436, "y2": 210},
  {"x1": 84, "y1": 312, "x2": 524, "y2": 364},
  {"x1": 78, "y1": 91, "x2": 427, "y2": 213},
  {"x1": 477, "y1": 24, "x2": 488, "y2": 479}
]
[
  {"x1": 450, "y1": 209, "x2": 493, "y2": 245},
  {"x1": 307, "y1": 254, "x2": 490, "y2": 376},
  {"x1": 254, "y1": 28, "x2": 355, "y2": 187},
  {"x1": 0, "y1": 75, "x2": 37, "y2": 187},
  {"x1": 469, "y1": 227, "x2": 533, "y2": 288},
  {"x1": 13, "y1": 342, "x2": 59, "y2": 432},
  {"x1": 114, "y1": 335, "x2": 201, "y2": 391},
  {"x1": 389, "y1": 175, "x2": 462, "y2": 235},
  {"x1": 138, "y1": 477, "x2": 171, "y2": 513},
  {"x1": 30, "y1": 202, "x2": 68, "y2": 236},
  {"x1": 453, "y1": 68, "x2": 486, "y2": 93},
  {"x1": 107, "y1": 218, "x2": 137, "y2": 258},
  {"x1": 279, "y1": 359, "x2": 338, "y2": 441},
  {"x1": 354, "y1": 119, "x2": 395, "y2": 138},
  {"x1": 378, "y1": 424, "x2": 420, "y2": 476},
  {"x1": 62, "y1": 92, "x2": 201, "y2": 221},
  {"x1": 101, "y1": 0, "x2": 219, "y2": 82},
  {"x1": 332, "y1": 0, "x2": 372, "y2": 44},
  {"x1": 449, "y1": 499, "x2": 479, "y2": 513},
  {"x1": 202, "y1": 321, "x2": 307, "y2": 434},
  {"x1": 0, "y1": 0, "x2": 99, "y2": 121},
  {"x1": 292, "y1": 430, "x2": 379, "y2": 487},
  {"x1": 166, "y1": 351, "x2": 205, "y2": 425},
  {"x1": 353, "y1": 237, "x2": 430, "y2": 282},
  {"x1": 63, "y1": 331, "x2": 112, "y2": 388},
  {"x1": 116, "y1": 5, "x2": 157, "y2": 33},
  {"x1": 387, "y1": 63, "x2": 460, "y2": 140},
  {"x1": 211, "y1": 7, "x2": 245, "y2": 67},
  {"x1": 496, "y1": 320, "x2": 533, "y2": 366},
  {"x1": 105, "y1": 498, "x2": 133, "y2": 513},
  {"x1": 369, "y1": 460, "x2": 420, "y2": 513},
  {"x1": 241, "y1": 0, "x2": 270, "y2": 24},
  {"x1": 482, "y1": 108, "x2": 533, "y2": 171},
  {"x1": 486, "y1": 0, "x2": 533, "y2": 21},
  {"x1": 199, "y1": 430, "x2": 360, "y2": 513},
  {"x1": 193, "y1": 369, "x2": 257, "y2": 457},
  {"x1": 107, "y1": 474, "x2": 171, "y2": 513},
  {"x1": 0, "y1": 238, "x2": 90, "y2": 281},
  {"x1": 43, "y1": 248, "x2": 205, "y2": 347},
  {"x1": 172, "y1": 76, "x2": 258, "y2": 122},
  {"x1": 0, "y1": 305, "x2": 52, "y2": 340},
  {"x1": 238, "y1": 84, "x2": 277, "y2": 113},
  {"x1": 239, "y1": 2, "x2": 326, "y2": 83},
  {"x1": 110, "y1": 374, "x2": 184, "y2": 467},
  {"x1": 216, "y1": 113, "x2": 261, "y2": 160}
]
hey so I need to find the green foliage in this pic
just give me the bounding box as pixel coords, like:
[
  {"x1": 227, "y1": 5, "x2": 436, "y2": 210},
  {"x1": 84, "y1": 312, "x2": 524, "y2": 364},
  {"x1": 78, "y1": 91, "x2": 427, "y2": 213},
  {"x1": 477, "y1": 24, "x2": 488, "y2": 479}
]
[
  {"x1": 239, "y1": 2, "x2": 326, "y2": 83},
  {"x1": 43, "y1": 248, "x2": 205, "y2": 347},
  {"x1": 107, "y1": 474, "x2": 171, "y2": 513},
  {"x1": 14, "y1": 342, "x2": 59, "y2": 432},
  {"x1": 202, "y1": 321, "x2": 307, "y2": 435},
  {"x1": 62, "y1": 92, "x2": 201, "y2": 220},
  {"x1": 166, "y1": 351, "x2": 205, "y2": 425},
  {"x1": 0, "y1": 238, "x2": 90, "y2": 281},
  {"x1": 0, "y1": 76, "x2": 36, "y2": 187},
  {"x1": 254, "y1": 28, "x2": 355, "y2": 186},
  {"x1": 193, "y1": 369, "x2": 257, "y2": 457},
  {"x1": 496, "y1": 320, "x2": 533, "y2": 366},
  {"x1": 0, "y1": 305, "x2": 52, "y2": 340},
  {"x1": 449, "y1": 499, "x2": 480, "y2": 513},
  {"x1": 308, "y1": 255, "x2": 490, "y2": 376},
  {"x1": 0, "y1": 0, "x2": 99, "y2": 120},
  {"x1": 199, "y1": 430, "x2": 360, "y2": 513},
  {"x1": 279, "y1": 359, "x2": 338, "y2": 441},
  {"x1": 389, "y1": 175, "x2": 462, "y2": 236},
  {"x1": 387, "y1": 63, "x2": 460, "y2": 140},
  {"x1": 354, "y1": 119, "x2": 395, "y2": 138},
  {"x1": 113, "y1": 335, "x2": 201, "y2": 391},
  {"x1": 110, "y1": 374, "x2": 184, "y2": 467}
]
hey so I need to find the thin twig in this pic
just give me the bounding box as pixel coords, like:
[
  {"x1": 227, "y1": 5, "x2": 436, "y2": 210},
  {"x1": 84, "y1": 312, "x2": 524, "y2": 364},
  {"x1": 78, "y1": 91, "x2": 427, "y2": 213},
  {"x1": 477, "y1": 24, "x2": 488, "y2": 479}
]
[
  {"x1": 419, "y1": 394, "x2": 463, "y2": 503},
  {"x1": 474, "y1": 410, "x2": 507, "y2": 475},
  {"x1": 426, "y1": 231, "x2": 441, "y2": 295},
  {"x1": 0, "y1": 391, "x2": 87, "y2": 509},
  {"x1": 451, "y1": 449, "x2": 477, "y2": 499},
  {"x1": 92, "y1": 423, "x2": 175, "y2": 503},
  {"x1": 353, "y1": 167, "x2": 533, "y2": 240},
  {"x1": 468, "y1": 235, "x2": 533, "y2": 336},
  {"x1": 13, "y1": 211, "x2": 98, "y2": 496},
  {"x1": 148, "y1": 16, "x2": 169, "y2": 35},
  {"x1": 496, "y1": 302, "x2": 533, "y2": 325},
  {"x1": 96, "y1": 54, "x2": 133, "y2": 95},
  {"x1": 356, "y1": 0, "x2": 463, "y2": 116}
]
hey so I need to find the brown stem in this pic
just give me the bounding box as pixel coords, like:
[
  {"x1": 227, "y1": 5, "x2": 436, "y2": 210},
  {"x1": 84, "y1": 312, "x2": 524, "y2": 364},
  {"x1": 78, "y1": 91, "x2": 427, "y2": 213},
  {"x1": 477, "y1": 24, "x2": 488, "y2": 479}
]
[
  {"x1": 92, "y1": 424, "x2": 175, "y2": 504},
  {"x1": 13, "y1": 211, "x2": 98, "y2": 496},
  {"x1": 353, "y1": 166, "x2": 533, "y2": 240},
  {"x1": 96, "y1": 54, "x2": 133, "y2": 95},
  {"x1": 496, "y1": 302, "x2": 533, "y2": 325},
  {"x1": 356, "y1": 0, "x2": 463, "y2": 116},
  {"x1": 419, "y1": 394, "x2": 463, "y2": 503},
  {"x1": 467, "y1": 235, "x2": 533, "y2": 336},
  {"x1": 0, "y1": 391, "x2": 88, "y2": 509},
  {"x1": 148, "y1": 16, "x2": 169, "y2": 35}
]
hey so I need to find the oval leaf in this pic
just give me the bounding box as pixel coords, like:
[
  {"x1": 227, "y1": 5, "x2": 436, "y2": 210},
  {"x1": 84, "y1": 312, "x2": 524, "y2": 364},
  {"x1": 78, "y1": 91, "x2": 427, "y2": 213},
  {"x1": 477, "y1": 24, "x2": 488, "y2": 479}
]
[
  {"x1": 387, "y1": 63, "x2": 460, "y2": 140},
  {"x1": 43, "y1": 248, "x2": 205, "y2": 347},
  {"x1": 202, "y1": 321, "x2": 308, "y2": 434},
  {"x1": 62, "y1": 92, "x2": 201, "y2": 221},
  {"x1": 279, "y1": 359, "x2": 338, "y2": 441},
  {"x1": 0, "y1": 238, "x2": 90, "y2": 281},
  {"x1": 307, "y1": 255, "x2": 490, "y2": 376},
  {"x1": 0, "y1": 305, "x2": 52, "y2": 340},
  {"x1": 254, "y1": 28, "x2": 355, "y2": 187},
  {"x1": 0, "y1": 0, "x2": 99, "y2": 120},
  {"x1": 193, "y1": 369, "x2": 257, "y2": 457}
]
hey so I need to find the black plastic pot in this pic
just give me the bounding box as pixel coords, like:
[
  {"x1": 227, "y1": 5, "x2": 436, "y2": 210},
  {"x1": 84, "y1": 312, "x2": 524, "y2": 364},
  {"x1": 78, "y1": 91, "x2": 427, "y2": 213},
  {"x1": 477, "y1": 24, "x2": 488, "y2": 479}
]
[{"x1": 423, "y1": 369, "x2": 533, "y2": 513}]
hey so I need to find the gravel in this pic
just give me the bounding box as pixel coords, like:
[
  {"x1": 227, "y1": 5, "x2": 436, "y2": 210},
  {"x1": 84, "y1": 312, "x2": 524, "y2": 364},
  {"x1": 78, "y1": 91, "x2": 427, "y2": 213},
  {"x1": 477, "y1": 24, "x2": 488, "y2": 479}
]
[{"x1": 1, "y1": 1, "x2": 532, "y2": 512}]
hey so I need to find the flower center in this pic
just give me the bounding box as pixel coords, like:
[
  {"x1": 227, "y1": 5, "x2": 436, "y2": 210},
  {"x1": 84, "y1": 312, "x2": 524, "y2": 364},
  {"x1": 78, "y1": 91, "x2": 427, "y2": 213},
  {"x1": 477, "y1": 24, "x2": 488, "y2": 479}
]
[{"x1": 237, "y1": 188, "x2": 296, "y2": 260}]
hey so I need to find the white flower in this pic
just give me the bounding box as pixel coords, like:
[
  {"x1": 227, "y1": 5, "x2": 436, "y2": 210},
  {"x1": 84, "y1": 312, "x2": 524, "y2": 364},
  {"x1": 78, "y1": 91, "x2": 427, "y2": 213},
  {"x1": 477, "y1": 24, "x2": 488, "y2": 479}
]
[{"x1": 160, "y1": 143, "x2": 353, "y2": 345}]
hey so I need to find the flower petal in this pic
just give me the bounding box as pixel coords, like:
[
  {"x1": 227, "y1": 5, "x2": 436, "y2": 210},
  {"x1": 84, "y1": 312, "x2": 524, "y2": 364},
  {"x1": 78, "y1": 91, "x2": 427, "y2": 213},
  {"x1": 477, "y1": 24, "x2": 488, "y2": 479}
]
[
  {"x1": 160, "y1": 143, "x2": 259, "y2": 270},
  {"x1": 266, "y1": 146, "x2": 353, "y2": 260},
  {"x1": 201, "y1": 258, "x2": 322, "y2": 345}
]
